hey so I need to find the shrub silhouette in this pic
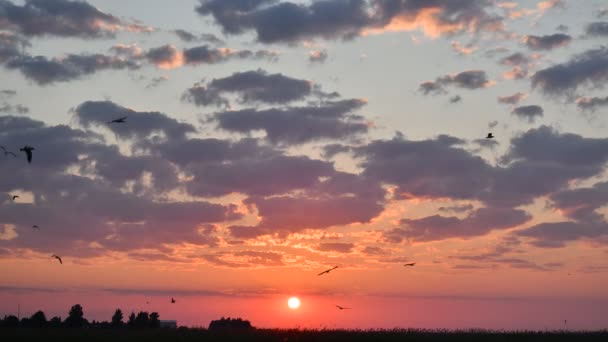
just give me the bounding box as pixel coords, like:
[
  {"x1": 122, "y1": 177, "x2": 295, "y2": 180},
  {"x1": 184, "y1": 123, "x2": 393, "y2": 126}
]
[
  {"x1": 208, "y1": 317, "x2": 253, "y2": 331},
  {"x1": 1, "y1": 315, "x2": 19, "y2": 327}
]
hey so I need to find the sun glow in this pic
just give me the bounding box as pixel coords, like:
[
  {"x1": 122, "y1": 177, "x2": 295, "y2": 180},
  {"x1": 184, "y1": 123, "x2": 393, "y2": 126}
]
[{"x1": 287, "y1": 297, "x2": 301, "y2": 309}]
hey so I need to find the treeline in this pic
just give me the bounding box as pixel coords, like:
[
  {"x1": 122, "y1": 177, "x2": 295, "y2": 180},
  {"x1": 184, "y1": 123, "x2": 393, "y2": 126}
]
[{"x1": 0, "y1": 304, "x2": 162, "y2": 329}]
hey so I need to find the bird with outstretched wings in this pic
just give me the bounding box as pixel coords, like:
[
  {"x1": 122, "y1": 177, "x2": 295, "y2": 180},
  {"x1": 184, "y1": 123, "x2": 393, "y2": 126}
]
[
  {"x1": 336, "y1": 305, "x2": 352, "y2": 310},
  {"x1": 318, "y1": 266, "x2": 338, "y2": 276},
  {"x1": 20, "y1": 145, "x2": 34, "y2": 163},
  {"x1": 107, "y1": 117, "x2": 127, "y2": 124},
  {"x1": 403, "y1": 262, "x2": 416, "y2": 267},
  {"x1": 51, "y1": 254, "x2": 62, "y2": 264}
]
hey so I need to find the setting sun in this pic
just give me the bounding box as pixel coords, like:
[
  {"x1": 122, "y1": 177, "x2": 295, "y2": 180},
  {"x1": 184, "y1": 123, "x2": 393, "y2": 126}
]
[{"x1": 287, "y1": 297, "x2": 301, "y2": 309}]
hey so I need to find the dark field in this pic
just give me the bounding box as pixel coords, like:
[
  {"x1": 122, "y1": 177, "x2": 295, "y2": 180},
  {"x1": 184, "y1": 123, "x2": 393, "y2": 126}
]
[{"x1": 2, "y1": 328, "x2": 608, "y2": 342}]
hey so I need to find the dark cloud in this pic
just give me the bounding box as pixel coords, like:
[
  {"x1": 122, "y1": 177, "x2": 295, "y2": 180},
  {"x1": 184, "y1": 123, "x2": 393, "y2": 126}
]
[
  {"x1": 183, "y1": 45, "x2": 279, "y2": 65},
  {"x1": 516, "y1": 181, "x2": 608, "y2": 248},
  {"x1": 172, "y1": 29, "x2": 225, "y2": 45},
  {"x1": 5, "y1": 54, "x2": 141, "y2": 85},
  {"x1": 497, "y1": 92, "x2": 527, "y2": 105},
  {"x1": 0, "y1": 31, "x2": 29, "y2": 63},
  {"x1": 183, "y1": 70, "x2": 313, "y2": 107},
  {"x1": 73, "y1": 100, "x2": 195, "y2": 141},
  {"x1": 316, "y1": 242, "x2": 355, "y2": 253},
  {"x1": 523, "y1": 33, "x2": 572, "y2": 50},
  {"x1": 384, "y1": 207, "x2": 531, "y2": 243},
  {"x1": 0, "y1": 115, "x2": 240, "y2": 256},
  {"x1": 186, "y1": 155, "x2": 335, "y2": 197},
  {"x1": 511, "y1": 105, "x2": 544, "y2": 123},
  {"x1": 196, "y1": 0, "x2": 503, "y2": 44},
  {"x1": 0, "y1": 0, "x2": 151, "y2": 39},
  {"x1": 309, "y1": 50, "x2": 328, "y2": 63},
  {"x1": 500, "y1": 52, "x2": 529, "y2": 66},
  {"x1": 438, "y1": 204, "x2": 474, "y2": 213},
  {"x1": 211, "y1": 99, "x2": 369, "y2": 145},
  {"x1": 0, "y1": 103, "x2": 29, "y2": 114},
  {"x1": 355, "y1": 134, "x2": 492, "y2": 201},
  {"x1": 420, "y1": 70, "x2": 491, "y2": 95},
  {"x1": 576, "y1": 96, "x2": 608, "y2": 112},
  {"x1": 449, "y1": 95, "x2": 462, "y2": 103},
  {"x1": 0, "y1": 89, "x2": 17, "y2": 97},
  {"x1": 145, "y1": 76, "x2": 169, "y2": 89},
  {"x1": 532, "y1": 47, "x2": 608, "y2": 97},
  {"x1": 585, "y1": 22, "x2": 608, "y2": 37}
]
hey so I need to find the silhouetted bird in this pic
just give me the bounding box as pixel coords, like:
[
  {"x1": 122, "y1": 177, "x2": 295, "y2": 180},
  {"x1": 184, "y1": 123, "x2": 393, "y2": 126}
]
[
  {"x1": 486, "y1": 133, "x2": 494, "y2": 139},
  {"x1": 336, "y1": 305, "x2": 351, "y2": 310},
  {"x1": 1, "y1": 146, "x2": 16, "y2": 157},
  {"x1": 11, "y1": 195, "x2": 19, "y2": 200},
  {"x1": 403, "y1": 263, "x2": 416, "y2": 267},
  {"x1": 318, "y1": 266, "x2": 338, "y2": 276},
  {"x1": 51, "y1": 254, "x2": 62, "y2": 264},
  {"x1": 171, "y1": 297, "x2": 176, "y2": 303},
  {"x1": 107, "y1": 117, "x2": 127, "y2": 124},
  {"x1": 19, "y1": 145, "x2": 34, "y2": 163},
  {"x1": 32, "y1": 225, "x2": 40, "y2": 230}
]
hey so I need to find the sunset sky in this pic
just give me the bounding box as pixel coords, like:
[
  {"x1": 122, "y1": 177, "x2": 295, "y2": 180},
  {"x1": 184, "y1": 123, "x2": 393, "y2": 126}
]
[{"x1": 2, "y1": 0, "x2": 608, "y2": 330}]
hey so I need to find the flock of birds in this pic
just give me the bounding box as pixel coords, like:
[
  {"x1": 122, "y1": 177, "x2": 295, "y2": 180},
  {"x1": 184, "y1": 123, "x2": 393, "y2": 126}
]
[{"x1": 2, "y1": 116, "x2": 495, "y2": 308}]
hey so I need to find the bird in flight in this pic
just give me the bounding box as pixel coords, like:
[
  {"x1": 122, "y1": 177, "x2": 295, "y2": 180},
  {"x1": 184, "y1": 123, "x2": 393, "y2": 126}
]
[
  {"x1": 11, "y1": 195, "x2": 19, "y2": 200},
  {"x1": 171, "y1": 297, "x2": 176, "y2": 304},
  {"x1": 107, "y1": 117, "x2": 127, "y2": 124},
  {"x1": 486, "y1": 133, "x2": 494, "y2": 139},
  {"x1": 1, "y1": 146, "x2": 16, "y2": 157},
  {"x1": 318, "y1": 266, "x2": 339, "y2": 276},
  {"x1": 51, "y1": 254, "x2": 62, "y2": 264},
  {"x1": 32, "y1": 225, "x2": 40, "y2": 230},
  {"x1": 336, "y1": 305, "x2": 351, "y2": 310},
  {"x1": 404, "y1": 263, "x2": 416, "y2": 267},
  {"x1": 19, "y1": 145, "x2": 34, "y2": 163}
]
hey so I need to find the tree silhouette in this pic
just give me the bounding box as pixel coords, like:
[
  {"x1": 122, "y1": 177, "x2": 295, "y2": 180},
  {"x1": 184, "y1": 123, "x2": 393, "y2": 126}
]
[
  {"x1": 64, "y1": 304, "x2": 86, "y2": 327},
  {"x1": 1, "y1": 315, "x2": 19, "y2": 327},
  {"x1": 134, "y1": 311, "x2": 149, "y2": 329},
  {"x1": 29, "y1": 310, "x2": 47, "y2": 327},
  {"x1": 208, "y1": 317, "x2": 253, "y2": 331},
  {"x1": 111, "y1": 309, "x2": 123, "y2": 327},
  {"x1": 127, "y1": 312, "x2": 136, "y2": 328},
  {"x1": 49, "y1": 316, "x2": 62, "y2": 327},
  {"x1": 149, "y1": 312, "x2": 160, "y2": 328}
]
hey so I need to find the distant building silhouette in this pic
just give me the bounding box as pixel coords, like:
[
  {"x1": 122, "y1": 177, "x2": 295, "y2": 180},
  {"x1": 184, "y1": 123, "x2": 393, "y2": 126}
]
[{"x1": 160, "y1": 320, "x2": 177, "y2": 329}]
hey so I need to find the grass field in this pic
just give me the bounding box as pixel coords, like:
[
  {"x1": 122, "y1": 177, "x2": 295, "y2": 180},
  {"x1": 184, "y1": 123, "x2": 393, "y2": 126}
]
[{"x1": 2, "y1": 328, "x2": 608, "y2": 342}]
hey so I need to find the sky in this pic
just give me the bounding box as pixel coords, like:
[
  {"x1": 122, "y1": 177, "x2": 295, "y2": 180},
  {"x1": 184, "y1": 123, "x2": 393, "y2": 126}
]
[{"x1": 1, "y1": 0, "x2": 608, "y2": 331}]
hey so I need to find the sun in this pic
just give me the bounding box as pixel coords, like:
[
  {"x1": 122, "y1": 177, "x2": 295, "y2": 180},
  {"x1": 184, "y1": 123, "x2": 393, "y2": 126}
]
[{"x1": 287, "y1": 297, "x2": 301, "y2": 309}]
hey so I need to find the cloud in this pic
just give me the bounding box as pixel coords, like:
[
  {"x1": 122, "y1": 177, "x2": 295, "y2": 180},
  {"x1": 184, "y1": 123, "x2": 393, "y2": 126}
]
[
  {"x1": 449, "y1": 95, "x2": 462, "y2": 103},
  {"x1": 172, "y1": 29, "x2": 224, "y2": 45},
  {"x1": 523, "y1": 34, "x2": 571, "y2": 50},
  {"x1": 0, "y1": 102, "x2": 29, "y2": 114},
  {"x1": 532, "y1": 47, "x2": 608, "y2": 97},
  {"x1": 0, "y1": 0, "x2": 152, "y2": 39},
  {"x1": 500, "y1": 52, "x2": 529, "y2": 66},
  {"x1": 73, "y1": 100, "x2": 196, "y2": 141},
  {"x1": 438, "y1": 204, "x2": 474, "y2": 213},
  {"x1": 451, "y1": 41, "x2": 477, "y2": 55},
  {"x1": 0, "y1": 115, "x2": 240, "y2": 256},
  {"x1": 473, "y1": 138, "x2": 499, "y2": 150},
  {"x1": 309, "y1": 50, "x2": 328, "y2": 63},
  {"x1": 195, "y1": 0, "x2": 503, "y2": 44},
  {"x1": 5, "y1": 53, "x2": 141, "y2": 85},
  {"x1": 210, "y1": 99, "x2": 369, "y2": 145},
  {"x1": 511, "y1": 105, "x2": 544, "y2": 123},
  {"x1": 183, "y1": 69, "x2": 313, "y2": 107},
  {"x1": 384, "y1": 207, "x2": 531, "y2": 243},
  {"x1": 515, "y1": 181, "x2": 608, "y2": 248},
  {"x1": 420, "y1": 70, "x2": 492, "y2": 95},
  {"x1": 576, "y1": 96, "x2": 608, "y2": 112},
  {"x1": 585, "y1": 22, "x2": 608, "y2": 37},
  {"x1": 145, "y1": 76, "x2": 169, "y2": 89},
  {"x1": 498, "y1": 92, "x2": 527, "y2": 105},
  {"x1": 316, "y1": 242, "x2": 355, "y2": 253},
  {"x1": 0, "y1": 31, "x2": 29, "y2": 63}
]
